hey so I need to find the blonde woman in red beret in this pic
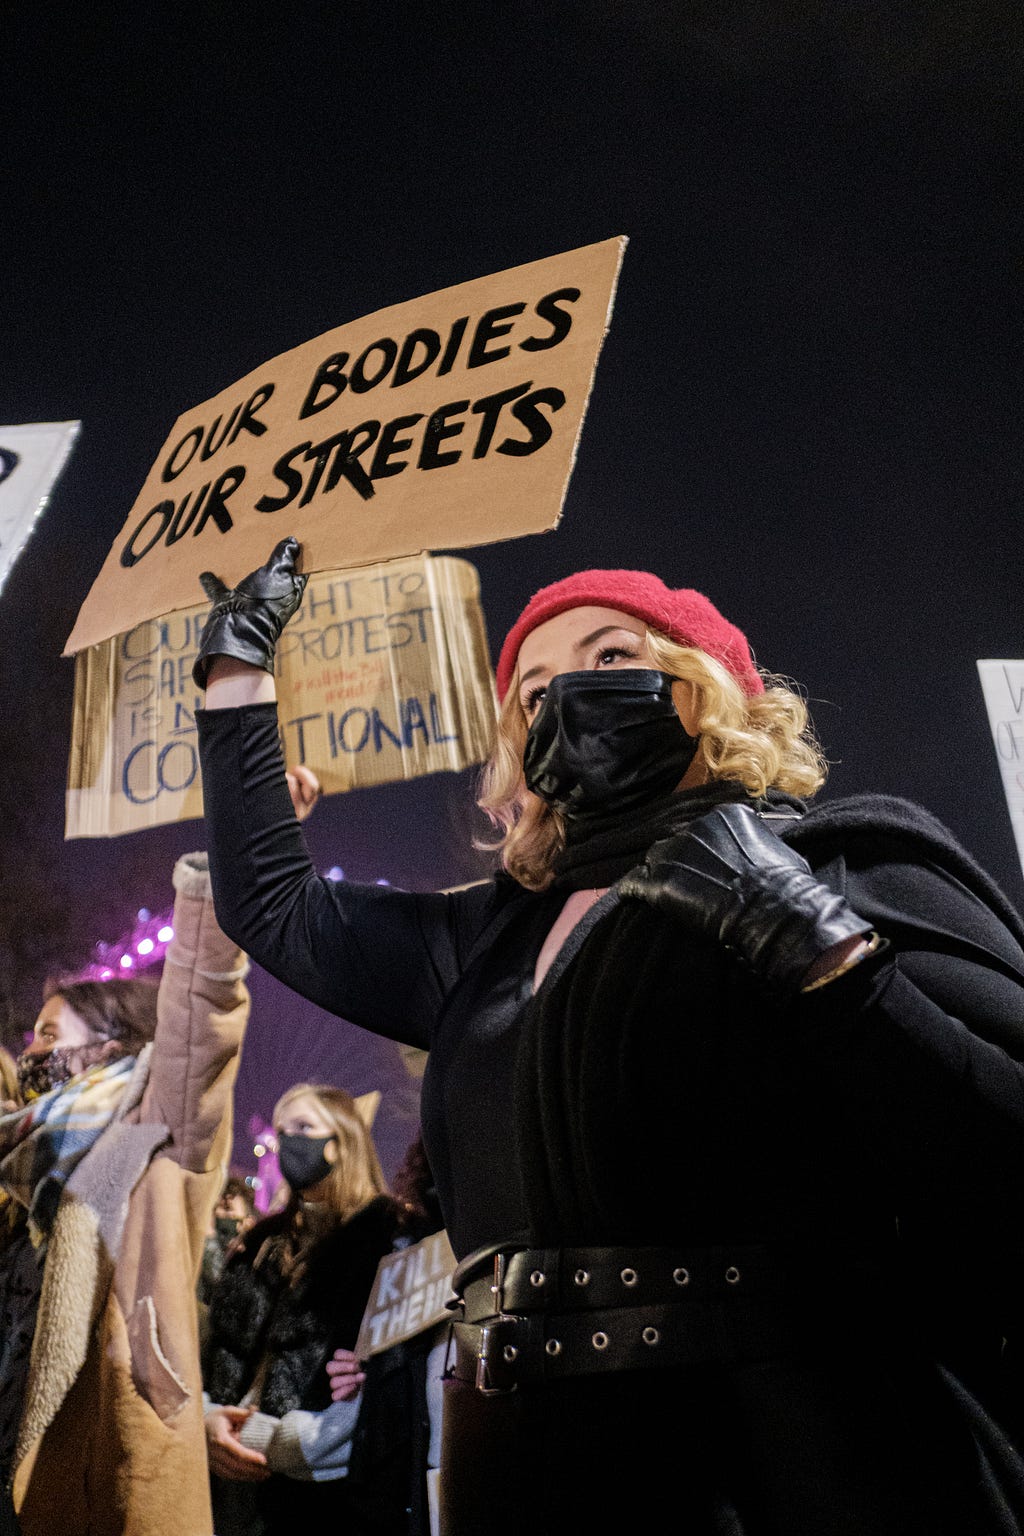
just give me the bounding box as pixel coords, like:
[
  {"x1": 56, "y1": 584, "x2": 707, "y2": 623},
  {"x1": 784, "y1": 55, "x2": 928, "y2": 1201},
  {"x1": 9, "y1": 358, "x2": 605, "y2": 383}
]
[{"x1": 193, "y1": 539, "x2": 1024, "y2": 1536}]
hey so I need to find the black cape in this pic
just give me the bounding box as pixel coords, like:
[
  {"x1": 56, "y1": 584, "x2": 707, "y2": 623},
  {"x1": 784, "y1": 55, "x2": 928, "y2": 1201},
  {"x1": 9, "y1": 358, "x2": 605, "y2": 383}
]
[{"x1": 511, "y1": 789, "x2": 1024, "y2": 1533}]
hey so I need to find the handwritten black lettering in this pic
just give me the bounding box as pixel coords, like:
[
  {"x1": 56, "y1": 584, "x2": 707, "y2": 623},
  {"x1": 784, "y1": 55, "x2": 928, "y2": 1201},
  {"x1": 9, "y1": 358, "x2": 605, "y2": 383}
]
[
  {"x1": 192, "y1": 465, "x2": 245, "y2": 536},
  {"x1": 299, "y1": 353, "x2": 350, "y2": 419},
  {"x1": 419, "y1": 401, "x2": 468, "y2": 470},
  {"x1": 468, "y1": 302, "x2": 527, "y2": 368},
  {"x1": 436, "y1": 317, "x2": 469, "y2": 376},
  {"x1": 392, "y1": 328, "x2": 441, "y2": 387},
  {"x1": 497, "y1": 386, "x2": 566, "y2": 457},
  {"x1": 162, "y1": 428, "x2": 203, "y2": 483},
  {"x1": 471, "y1": 382, "x2": 533, "y2": 458},
  {"x1": 227, "y1": 384, "x2": 274, "y2": 445},
  {"x1": 370, "y1": 414, "x2": 425, "y2": 480},
  {"x1": 121, "y1": 502, "x2": 175, "y2": 567},
  {"x1": 350, "y1": 338, "x2": 399, "y2": 394},
  {"x1": 256, "y1": 442, "x2": 310, "y2": 512},
  {"x1": 520, "y1": 288, "x2": 579, "y2": 351}
]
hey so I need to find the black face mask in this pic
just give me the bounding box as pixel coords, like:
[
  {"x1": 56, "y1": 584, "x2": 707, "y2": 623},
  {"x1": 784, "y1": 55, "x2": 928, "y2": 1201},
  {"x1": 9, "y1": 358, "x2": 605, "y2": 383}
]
[
  {"x1": 215, "y1": 1215, "x2": 242, "y2": 1242},
  {"x1": 277, "y1": 1133, "x2": 336, "y2": 1192},
  {"x1": 523, "y1": 669, "x2": 699, "y2": 825}
]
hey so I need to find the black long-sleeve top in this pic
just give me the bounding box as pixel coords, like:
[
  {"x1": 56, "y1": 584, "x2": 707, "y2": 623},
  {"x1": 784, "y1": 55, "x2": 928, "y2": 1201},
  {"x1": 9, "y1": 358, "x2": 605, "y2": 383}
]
[{"x1": 198, "y1": 703, "x2": 557, "y2": 1257}]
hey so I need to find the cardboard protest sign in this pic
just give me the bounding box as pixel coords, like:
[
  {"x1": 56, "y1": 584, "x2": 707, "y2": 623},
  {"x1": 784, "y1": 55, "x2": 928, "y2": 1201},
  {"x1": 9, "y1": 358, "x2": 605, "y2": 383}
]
[
  {"x1": 977, "y1": 660, "x2": 1024, "y2": 882},
  {"x1": 66, "y1": 553, "x2": 497, "y2": 838},
  {"x1": 354, "y1": 1228, "x2": 457, "y2": 1359},
  {"x1": 0, "y1": 421, "x2": 80, "y2": 596},
  {"x1": 64, "y1": 236, "x2": 627, "y2": 656}
]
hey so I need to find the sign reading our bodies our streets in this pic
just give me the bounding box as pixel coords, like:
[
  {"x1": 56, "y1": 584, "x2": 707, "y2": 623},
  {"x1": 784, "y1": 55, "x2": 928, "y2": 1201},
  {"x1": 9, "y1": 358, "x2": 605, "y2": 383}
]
[
  {"x1": 66, "y1": 553, "x2": 497, "y2": 838},
  {"x1": 977, "y1": 660, "x2": 1024, "y2": 883},
  {"x1": 0, "y1": 421, "x2": 81, "y2": 596},
  {"x1": 64, "y1": 237, "x2": 627, "y2": 656}
]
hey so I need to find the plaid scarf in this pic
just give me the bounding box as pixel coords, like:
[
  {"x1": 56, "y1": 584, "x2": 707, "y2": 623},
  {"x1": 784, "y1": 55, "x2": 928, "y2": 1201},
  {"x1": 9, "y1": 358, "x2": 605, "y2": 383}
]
[{"x1": 0, "y1": 1057, "x2": 135, "y2": 1246}]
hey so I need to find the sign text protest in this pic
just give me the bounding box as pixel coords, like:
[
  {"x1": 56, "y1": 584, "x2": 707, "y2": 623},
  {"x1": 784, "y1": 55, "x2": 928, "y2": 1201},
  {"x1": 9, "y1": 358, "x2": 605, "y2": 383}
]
[{"x1": 66, "y1": 554, "x2": 497, "y2": 838}]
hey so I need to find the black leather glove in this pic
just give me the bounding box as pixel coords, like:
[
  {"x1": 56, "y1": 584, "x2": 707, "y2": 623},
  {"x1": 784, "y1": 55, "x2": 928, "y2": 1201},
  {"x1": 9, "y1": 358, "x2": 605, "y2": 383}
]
[
  {"x1": 192, "y1": 536, "x2": 308, "y2": 689},
  {"x1": 618, "y1": 801, "x2": 874, "y2": 993}
]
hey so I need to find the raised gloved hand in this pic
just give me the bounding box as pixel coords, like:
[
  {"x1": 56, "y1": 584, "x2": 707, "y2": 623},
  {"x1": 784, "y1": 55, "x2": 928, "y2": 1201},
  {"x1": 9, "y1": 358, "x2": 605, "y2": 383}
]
[
  {"x1": 192, "y1": 536, "x2": 308, "y2": 689},
  {"x1": 618, "y1": 801, "x2": 875, "y2": 993}
]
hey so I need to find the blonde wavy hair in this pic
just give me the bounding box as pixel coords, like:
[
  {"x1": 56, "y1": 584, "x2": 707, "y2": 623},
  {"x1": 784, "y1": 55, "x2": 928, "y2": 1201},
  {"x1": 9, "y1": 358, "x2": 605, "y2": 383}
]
[
  {"x1": 273, "y1": 1082, "x2": 389, "y2": 1224},
  {"x1": 477, "y1": 630, "x2": 827, "y2": 891}
]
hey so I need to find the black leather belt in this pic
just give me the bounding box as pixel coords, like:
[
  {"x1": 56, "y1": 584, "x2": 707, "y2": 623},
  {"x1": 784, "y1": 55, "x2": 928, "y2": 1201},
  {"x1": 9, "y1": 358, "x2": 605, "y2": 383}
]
[{"x1": 446, "y1": 1242, "x2": 835, "y2": 1394}]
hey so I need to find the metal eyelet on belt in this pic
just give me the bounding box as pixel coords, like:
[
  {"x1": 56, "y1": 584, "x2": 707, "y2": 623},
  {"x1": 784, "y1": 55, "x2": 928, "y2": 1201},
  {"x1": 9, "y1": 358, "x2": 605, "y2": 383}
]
[
  {"x1": 530, "y1": 1270, "x2": 545, "y2": 1287},
  {"x1": 502, "y1": 1344, "x2": 518, "y2": 1362},
  {"x1": 725, "y1": 1266, "x2": 741, "y2": 1285},
  {"x1": 592, "y1": 1331, "x2": 609, "y2": 1350},
  {"x1": 620, "y1": 1267, "x2": 638, "y2": 1287},
  {"x1": 545, "y1": 1338, "x2": 562, "y2": 1356},
  {"x1": 642, "y1": 1326, "x2": 660, "y2": 1346},
  {"x1": 574, "y1": 1268, "x2": 590, "y2": 1286},
  {"x1": 672, "y1": 1267, "x2": 690, "y2": 1286}
]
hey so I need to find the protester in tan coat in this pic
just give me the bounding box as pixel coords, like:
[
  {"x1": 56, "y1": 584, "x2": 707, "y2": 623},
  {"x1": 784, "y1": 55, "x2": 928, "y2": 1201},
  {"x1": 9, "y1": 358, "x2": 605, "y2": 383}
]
[{"x1": 4, "y1": 851, "x2": 250, "y2": 1536}]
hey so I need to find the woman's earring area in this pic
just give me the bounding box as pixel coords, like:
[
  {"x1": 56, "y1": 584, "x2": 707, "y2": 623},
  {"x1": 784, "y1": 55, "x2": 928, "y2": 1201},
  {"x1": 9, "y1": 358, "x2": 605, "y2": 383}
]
[{"x1": 670, "y1": 679, "x2": 700, "y2": 737}]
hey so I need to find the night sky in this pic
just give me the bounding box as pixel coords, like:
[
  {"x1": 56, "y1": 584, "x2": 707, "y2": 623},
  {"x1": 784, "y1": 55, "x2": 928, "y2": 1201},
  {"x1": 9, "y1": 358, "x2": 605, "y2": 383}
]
[{"x1": 3, "y1": 4, "x2": 1021, "y2": 1175}]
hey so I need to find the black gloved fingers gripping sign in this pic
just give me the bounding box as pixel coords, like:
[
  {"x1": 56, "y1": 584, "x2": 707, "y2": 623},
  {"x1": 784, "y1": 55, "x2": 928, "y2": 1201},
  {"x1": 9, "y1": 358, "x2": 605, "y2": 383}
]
[{"x1": 192, "y1": 536, "x2": 308, "y2": 690}]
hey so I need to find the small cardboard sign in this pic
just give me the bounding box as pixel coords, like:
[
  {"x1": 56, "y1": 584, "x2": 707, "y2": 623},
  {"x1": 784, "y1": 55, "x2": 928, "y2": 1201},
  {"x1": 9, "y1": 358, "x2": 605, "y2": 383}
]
[
  {"x1": 64, "y1": 237, "x2": 627, "y2": 656},
  {"x1": 977, "y1": 659, "x2": 1024, "y2": 882},
  {"x1": 354, "y1": 1228, "x2": 457, "y2": 1359},
  {"x1": 65, "y1": 553, "x2": 497, "y2": 838},
  {"x1": 0, "y1": 421, "x2": 80, "y2": 596}
]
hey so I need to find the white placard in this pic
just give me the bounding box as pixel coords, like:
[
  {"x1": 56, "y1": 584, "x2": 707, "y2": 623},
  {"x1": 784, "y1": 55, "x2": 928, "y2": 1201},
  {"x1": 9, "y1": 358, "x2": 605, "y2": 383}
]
[
  {"x1": 0, "y1": 421, "x2": 81, "y2": 595},
  {"x1": 977, "y1": 659, "x2": 1024, "y2": 881}
]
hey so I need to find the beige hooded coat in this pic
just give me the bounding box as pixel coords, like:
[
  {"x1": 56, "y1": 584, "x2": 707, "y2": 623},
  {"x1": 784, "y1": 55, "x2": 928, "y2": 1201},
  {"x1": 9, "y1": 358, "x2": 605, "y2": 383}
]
[{"x1": 12, "y1": 852, "x2": 249, "y2": 1536}]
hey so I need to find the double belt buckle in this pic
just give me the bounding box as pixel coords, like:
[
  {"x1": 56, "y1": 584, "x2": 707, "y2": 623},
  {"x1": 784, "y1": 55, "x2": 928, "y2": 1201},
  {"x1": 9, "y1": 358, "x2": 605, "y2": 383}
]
[{"x1": 475, "y1": 1252, "x2": 524, "y2": 1395}]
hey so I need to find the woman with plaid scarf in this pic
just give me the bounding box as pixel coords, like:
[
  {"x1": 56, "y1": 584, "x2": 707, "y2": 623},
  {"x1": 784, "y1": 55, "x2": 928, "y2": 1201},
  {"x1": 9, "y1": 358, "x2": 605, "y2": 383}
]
[{"x1": 0, "y1": 852, "x2": 251, "y2": 1536}]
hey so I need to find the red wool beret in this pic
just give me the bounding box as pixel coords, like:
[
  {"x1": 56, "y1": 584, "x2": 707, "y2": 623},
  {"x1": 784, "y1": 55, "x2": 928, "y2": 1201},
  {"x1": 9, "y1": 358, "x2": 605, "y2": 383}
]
[{"x1": 495, "y1": 568, "x2": 764, "y2": 701}]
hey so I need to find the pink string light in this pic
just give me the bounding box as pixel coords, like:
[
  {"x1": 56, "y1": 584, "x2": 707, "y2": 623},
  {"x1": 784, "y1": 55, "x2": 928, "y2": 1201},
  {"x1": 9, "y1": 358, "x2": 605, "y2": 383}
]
[{"x1": 74, "y1": 903, "x2": 176, "y2": 983}]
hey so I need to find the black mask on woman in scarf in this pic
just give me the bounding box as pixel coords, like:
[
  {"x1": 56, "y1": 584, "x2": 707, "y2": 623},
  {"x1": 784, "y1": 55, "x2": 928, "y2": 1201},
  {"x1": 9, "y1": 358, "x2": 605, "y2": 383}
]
[
  {"x1": 277, "y1": 1133, "x2": 336, "y2": 1192},
  {"x1": 523, "y1": 669, "x2": 700, "y2": 825}
]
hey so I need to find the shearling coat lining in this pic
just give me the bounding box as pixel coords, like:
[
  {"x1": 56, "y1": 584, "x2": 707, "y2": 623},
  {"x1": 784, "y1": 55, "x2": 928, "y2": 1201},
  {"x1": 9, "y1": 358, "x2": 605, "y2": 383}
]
[{"x1": 12, "y1": 855, "x2": 250, "y2": 1536}]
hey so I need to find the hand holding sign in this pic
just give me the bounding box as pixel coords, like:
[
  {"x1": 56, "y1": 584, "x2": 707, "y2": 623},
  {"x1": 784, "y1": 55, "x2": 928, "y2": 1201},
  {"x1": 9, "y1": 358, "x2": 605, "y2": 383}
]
[
  {"x1": 326, "y1": 1348, "x2": 366, "y2": 1403},
  {"x1": 193, "y1": 535, "x2": 308, "y2": 687},
  {"x1": 286, "y1": 763, "x2": 322, "y2": 822}
]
